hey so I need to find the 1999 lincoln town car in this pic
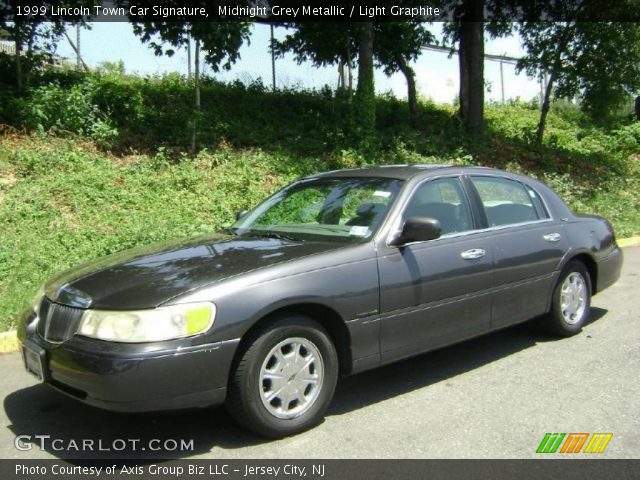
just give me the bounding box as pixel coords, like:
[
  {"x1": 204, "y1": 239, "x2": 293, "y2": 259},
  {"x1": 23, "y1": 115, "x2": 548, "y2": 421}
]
[{"x1": 19, "y1": 165, "x2": 622, "y2": 437}]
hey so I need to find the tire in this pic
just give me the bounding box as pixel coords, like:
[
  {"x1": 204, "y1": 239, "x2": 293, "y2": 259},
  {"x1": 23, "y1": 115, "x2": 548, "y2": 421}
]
[
  {"x1": 226, "y1": 314, "x2": 338, "y2": 438},
  {"x1": 544, "y1": 260, "x2": 592, "y2": 337}
]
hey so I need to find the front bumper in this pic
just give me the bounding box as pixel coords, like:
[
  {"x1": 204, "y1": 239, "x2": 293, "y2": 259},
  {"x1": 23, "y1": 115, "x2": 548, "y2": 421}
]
[{"x1": 18, "y1": 314, "x2": 240, "y2": 412}]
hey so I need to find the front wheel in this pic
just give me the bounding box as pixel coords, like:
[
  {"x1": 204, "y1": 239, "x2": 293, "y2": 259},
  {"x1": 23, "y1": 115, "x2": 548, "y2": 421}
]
[
  {"x1": 226, "y1": 315, "x2": 338, "y2": 438},
  {"x1": 545, "y1": 260, "x2": 592, "y2": 336}
]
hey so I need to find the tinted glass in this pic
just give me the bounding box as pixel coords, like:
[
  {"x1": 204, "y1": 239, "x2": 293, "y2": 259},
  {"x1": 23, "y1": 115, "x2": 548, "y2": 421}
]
[
  {"x1": 471, "y1": 176, "x2": 539, "y2": 227},
  {"x1": 233, "y1": 177, "x2": 403, "y2": 242},
  {"x1": 525, "y1": 185, "x2": 550, "y2": 219},
  {"x1": 403, "y1": 177, "x2": 473, "y2": 235}
]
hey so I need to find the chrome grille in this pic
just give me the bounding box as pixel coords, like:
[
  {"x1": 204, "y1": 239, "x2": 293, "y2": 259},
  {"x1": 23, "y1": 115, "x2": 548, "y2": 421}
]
[{"x1": 36, "y1": 298, "x2": 84, "y2": 343}]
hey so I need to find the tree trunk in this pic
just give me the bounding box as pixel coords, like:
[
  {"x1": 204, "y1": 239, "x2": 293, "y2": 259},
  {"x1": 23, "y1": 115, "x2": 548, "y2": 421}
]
[
  {"x1": 536, "y1": 71, "x2": 555, "y2": 144},
  {"x1": 355, "y1": 22, "x2": 375, "y2": 138},
  {"x1": 26, "y1": 23, "x2": 37, "y2": 56},
  {"x1": 535, "y1": 26, "x2": 573, "y2": 144},
  {"x1": 187, "y1": 36, "x2": 191, "y2": 78},
  {"x1": 22, "y1": 22, "x2": 38, "y2": 87},
  {"x1": 458, "y1": 0, "x2": 485, "y2": 140},
  {"x1": 346, "y1": 32, "x2": 353, "y2": 94},
  {"x1": 15, "y1": 34, "x2": 22, "y2": 91},
  {"x1": 458, "y1": 34, "x2": 468, "y2": 121},
  {"x1": 396, "y1": 54, "x2": 420, "y2": 128},
  {"x1": 191, "y1": 39, "x2": 201, "y2": 153}
]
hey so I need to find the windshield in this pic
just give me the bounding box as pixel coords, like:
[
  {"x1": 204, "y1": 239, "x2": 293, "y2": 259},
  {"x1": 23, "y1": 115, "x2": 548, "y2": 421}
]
[{"x1": 232, "y1": 177, "x2": 403, "y2": 243}]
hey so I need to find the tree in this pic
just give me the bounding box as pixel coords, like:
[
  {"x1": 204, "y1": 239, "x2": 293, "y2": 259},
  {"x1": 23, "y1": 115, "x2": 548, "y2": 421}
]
[
  {"x1": 518, "y1": 18, "x2": 640, "y2": 141},
  {"x1": 518, "y1": 21, "x2": 576, "y2": 143},
  {"x1": 508, "y1": 0, "x2": 640, "y2": 141},
  {"x1": 273, "y1": 20, "x2": 434, "y2": 132},
  {"x1": 355, "y1": 21, "x2": 375, "y2": 139},
  {"x1": 127, "y1": 11, "x2": 251, "y2": 151},
  {"x1": 129, "y1": 21, "x2": 250, "y2": 74},
  {"x1": 374, "y1": 22, "x2": 434, "y2": 128},
  {"x1": 0, "y1": 3, "x2": 72, "y2": 90},
  {"x1": 271, "y1": 21, "x2": 356, "y2": 97},
  {"x1": 272, "y1": 22, "x2": 375, "y2": 138},
  {"x1": 444, "y1": 0, "x2": 486, "y2": 140}
]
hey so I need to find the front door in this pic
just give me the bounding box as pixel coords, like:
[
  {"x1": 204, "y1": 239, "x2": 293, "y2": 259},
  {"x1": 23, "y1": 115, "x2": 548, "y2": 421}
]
[{"x1": 377, "y1": 176, "x2": 494, "y2": 364}]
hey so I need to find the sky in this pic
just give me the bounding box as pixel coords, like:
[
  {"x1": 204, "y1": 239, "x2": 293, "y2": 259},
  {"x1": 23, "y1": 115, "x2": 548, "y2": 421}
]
[{"x1": 55, "y1": 23, "x2": 543, "y2": 104}]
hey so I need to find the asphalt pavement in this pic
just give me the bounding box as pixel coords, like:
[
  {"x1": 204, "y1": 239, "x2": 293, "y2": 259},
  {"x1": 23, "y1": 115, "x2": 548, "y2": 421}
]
[{"x1": 1, "y1": 247, "x2": 638, "y2": 459}]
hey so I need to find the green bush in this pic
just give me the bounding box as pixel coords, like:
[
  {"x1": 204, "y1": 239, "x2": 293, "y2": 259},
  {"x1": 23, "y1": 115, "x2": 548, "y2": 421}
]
[
  {"x1": 1, "y1": 69, "x2": 640, "y2": 332},
  {"x1": 18, "y1": 82, "x2": 118, "y2": 148}
]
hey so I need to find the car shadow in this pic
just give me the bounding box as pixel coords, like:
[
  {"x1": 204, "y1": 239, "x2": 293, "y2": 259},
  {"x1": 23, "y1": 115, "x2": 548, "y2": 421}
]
[
  {"x1": 330, "y1": 307, "x2": 607, "y2": 415},
  {"x1": 3, "y1": 308, "x2": 608, "y2": 461}
]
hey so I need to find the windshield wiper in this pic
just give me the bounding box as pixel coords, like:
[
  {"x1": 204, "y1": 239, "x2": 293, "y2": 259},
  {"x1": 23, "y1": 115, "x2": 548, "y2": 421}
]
[
  {"x1": 247, "y1": 230, "x2": 299, "y2": 242},
  {"x1": 219, "y1": 227, "x2": 238, "y2": 236}
]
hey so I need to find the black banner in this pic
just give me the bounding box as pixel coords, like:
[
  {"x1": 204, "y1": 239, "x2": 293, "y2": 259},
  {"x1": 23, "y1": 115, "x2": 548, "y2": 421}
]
[
  {"x1": 1, "y1": 0, "x2": 639, "y2": 23},
  {"x1": 3, "y1": 460, "x2": 640, "y2": 480}
]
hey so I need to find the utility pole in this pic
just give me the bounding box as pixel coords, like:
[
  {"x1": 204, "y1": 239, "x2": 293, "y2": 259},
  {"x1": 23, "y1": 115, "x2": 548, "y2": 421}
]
[
  {"x1": 499, "y1": 60, "x2": 505, "y2": 103},
  {"x1": 270, "y1": 24, "x2": 276, "y2": 91},
  {"x1": 187, "y1": 35, "x2": 191, "y2": 79},
  {"x1": 191, "y1": 39, "x2": 201, "y2": 153},
  {"x1": 539, "y1": 74, "x2": 544, "y2": 109},
  {"x1": 76, "y1": 24, "x2": 81, "y2": 70},
  {"x1": 63, "y1": 28, "x2": 89, "y2": 71}
]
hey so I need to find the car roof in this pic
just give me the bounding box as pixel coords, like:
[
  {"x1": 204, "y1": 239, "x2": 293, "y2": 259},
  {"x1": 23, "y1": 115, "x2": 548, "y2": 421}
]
[{"x1": 306, "y1": 164, "x2": 500, "y2": 181}]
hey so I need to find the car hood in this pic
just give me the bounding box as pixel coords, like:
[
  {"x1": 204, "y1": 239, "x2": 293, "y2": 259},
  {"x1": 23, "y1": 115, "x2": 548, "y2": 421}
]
[{"x1": 44, "y1": 233, "x2": 342, "y2": 309}]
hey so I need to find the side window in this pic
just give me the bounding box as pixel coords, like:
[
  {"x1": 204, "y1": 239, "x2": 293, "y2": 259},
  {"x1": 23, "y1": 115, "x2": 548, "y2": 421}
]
[
  {"x1": 471, "y1": 176, "x2": 539, "y2": 227},
  {"x1": 403, "y1": 178, "x2": 473, "y2": 235},
  {"x1": 525, "y1": 185, "x2": 550, "y2": 219}
]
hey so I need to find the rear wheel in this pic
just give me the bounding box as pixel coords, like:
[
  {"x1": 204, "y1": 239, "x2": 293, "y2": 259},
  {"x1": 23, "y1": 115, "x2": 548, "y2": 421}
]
[
  {"x1": 227, "y1": 315, "x2": 338, "y2": 438},
  {"x1": 545, "y1": 260, "x2": 592, "y2": 336}
]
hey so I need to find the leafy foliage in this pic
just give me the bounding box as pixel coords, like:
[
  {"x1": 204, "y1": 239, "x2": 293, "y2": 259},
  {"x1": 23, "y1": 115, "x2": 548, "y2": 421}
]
[
  {"x1": 129, "y1": 17, "x2": 251, "y2": 73},
  {"x1": 517, "y1": 13, "x2": 640, "y2": 133},
  {"x1": 17, "y1": 81, "x2": 118, "y2": 148},
  {"x1": 1, "y1": 72, "x2": 640, "y2": 331}
]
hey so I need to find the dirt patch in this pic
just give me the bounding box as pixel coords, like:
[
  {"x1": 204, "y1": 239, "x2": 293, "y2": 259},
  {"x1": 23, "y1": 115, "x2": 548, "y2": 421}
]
[
  {"x1": 0, "y1": 168, "x2": 18, "y2": 204},
  {"x1": 0, "y1": 170, "x2": 17, "y2": 187}
]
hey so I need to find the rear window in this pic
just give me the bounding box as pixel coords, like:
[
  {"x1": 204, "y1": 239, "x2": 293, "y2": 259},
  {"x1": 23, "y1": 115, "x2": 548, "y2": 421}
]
[{"x1": 470, "y1": 176, "x2": 540, "y2": 227}]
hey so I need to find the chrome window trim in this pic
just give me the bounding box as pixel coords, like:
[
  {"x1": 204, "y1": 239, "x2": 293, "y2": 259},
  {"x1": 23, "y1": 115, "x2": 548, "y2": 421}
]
[
  {"x1": 524, "y1": 184, "x2": 551, "y2": 219},
  {"x1": 387, "y1": 218, "x2": 555, "y2": 249},
  {"x1": 468, "y1": 173, "x2": 555, "y2": 223},
  {"x1": 383, "y1": 172, "x2": 557, "y2": 248},
  {"x1": 383, "y1": 173, "x2": 473, "y2": 248}
]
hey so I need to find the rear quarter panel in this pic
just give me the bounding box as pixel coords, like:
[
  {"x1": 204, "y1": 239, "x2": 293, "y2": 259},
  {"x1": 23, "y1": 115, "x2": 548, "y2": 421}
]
[
  {"x1": 562, "y1": 216, "x2": 617, "y2": 261},
  {"x1": 561, "y1": 215, "x2": 622, "y2": 293}
]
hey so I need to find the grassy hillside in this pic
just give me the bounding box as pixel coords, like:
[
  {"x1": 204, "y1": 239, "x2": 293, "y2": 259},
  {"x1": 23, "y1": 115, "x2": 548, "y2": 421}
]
[{"x1": 0, "y1": 71, "x2": 639, "y2": 331}]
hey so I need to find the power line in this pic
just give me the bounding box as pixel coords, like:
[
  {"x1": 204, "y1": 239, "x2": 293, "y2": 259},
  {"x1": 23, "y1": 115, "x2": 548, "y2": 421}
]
[{"x1": 420, "y1": 43, "x2": 521, "y2": 65}]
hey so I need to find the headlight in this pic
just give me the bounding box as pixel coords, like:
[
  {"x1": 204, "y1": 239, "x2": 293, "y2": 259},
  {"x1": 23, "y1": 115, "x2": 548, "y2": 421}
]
[{"x1": 78, "y1": 302, "x2": 216, "y2": 343}]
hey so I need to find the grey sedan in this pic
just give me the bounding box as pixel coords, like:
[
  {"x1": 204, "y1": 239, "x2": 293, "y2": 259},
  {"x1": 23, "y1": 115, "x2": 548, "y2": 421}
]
[{"x1": 18, "y1": 165, "x2": 622, "y2": 437}]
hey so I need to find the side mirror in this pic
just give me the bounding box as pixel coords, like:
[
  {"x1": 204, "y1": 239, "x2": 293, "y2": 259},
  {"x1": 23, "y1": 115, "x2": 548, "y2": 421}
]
[
  {"x1": 236, "y1": 209, "x2": 248, "y2": 221},
  {"x1": 391, "y1": 216, "x2": 442, "y2": 246}
]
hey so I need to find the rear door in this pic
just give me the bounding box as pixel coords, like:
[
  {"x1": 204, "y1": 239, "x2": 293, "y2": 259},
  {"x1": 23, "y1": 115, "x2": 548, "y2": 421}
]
[
  {"x1": 467, "y1": 175, "x2": 569, "y2": 328},
  {"x1": 377, "y1": 176, "x2": 495, "y2": 363}
]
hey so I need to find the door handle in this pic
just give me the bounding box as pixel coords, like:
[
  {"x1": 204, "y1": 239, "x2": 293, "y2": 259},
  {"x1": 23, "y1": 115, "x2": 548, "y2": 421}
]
[
  {"x1": 461, "y1": 248, "x2": 486, "y2": 260},
  {"x1": 543, "y1": 233, "x2": 561, "y2": 242}
]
